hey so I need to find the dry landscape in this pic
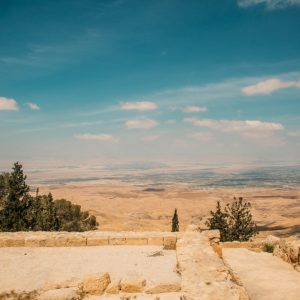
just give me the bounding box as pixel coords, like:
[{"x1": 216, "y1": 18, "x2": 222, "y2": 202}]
[{"x1": 37, "y1": 180, "x2": 300, "y2": 238}]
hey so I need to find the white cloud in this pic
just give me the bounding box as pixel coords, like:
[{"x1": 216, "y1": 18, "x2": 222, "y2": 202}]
[
  {"x1": 288, "y1": 131, "x2": 300, "y2": 137},
  {"x1": 74, "y1": 133, "x2": 118, "y2": 142},
  {"x1": 242, "y1": 78, "x2": 300, "y2": 95},
  {"x1": 183, "y1": 106, "x2": 207, "y2": 113},
  {"x1": 125, "y1": 118, "x2": 158, "y2": 129},
  {"x1": 188, "y1": 132, "x2": 213, "y2": 142},
  {"x1": 185, "y1": 117, "x2": 284, "y2": 133},
  {"x1": 27, "y1": 102, "x2": 40, "y2": 110},
  {"x1": 238, "y1": 0, "x2": 300, "y2": 9},
  {"x1": 120, "y1": 101, "x2": 158, "y2": 111},
  {"x1": 0, "y1": 97, "x2": 19, "y2": 111},
  {"x1": 142, "y1": 135, "x2": 160, "y2": 142}
]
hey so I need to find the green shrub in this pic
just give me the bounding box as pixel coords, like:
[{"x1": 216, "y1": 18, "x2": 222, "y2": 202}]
[
  {"x1": 262, "y1": 243, "x2": 274, "y2": 253},
  {"x1": 206, "y1": 197, "x2": 257, "y2": 242}
]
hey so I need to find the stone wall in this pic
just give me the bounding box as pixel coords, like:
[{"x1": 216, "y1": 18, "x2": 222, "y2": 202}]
[
  {"x1": 176, "y1": 231, "x2": 249, "y2": 300},
  {"x1": 273, "y1": 238, "x2": 300, "y2": 272},
  {"x1": 0, "y1": 231, "x2": 177, "y2": 249}
]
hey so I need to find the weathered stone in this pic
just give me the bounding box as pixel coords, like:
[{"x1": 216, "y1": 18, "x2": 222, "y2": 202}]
[
  {"x1": 38, "y1": 288, "x2": 80, "y2": 300},
  {"x1": 86, "y1": 237, "x2": 109, "y2": 246},
  {"x1": 43, "y1": 278, "x2": 80, "y2": 291},
  {"x1": 211, "y1": 242, "x2": 223, "y2": 258},
  {"x1": 82, "y1": 273, "x2": 111, "y2": 295},
  {"x1": 25, "y1": 237, "x2": 47, "y2": 247},
  {"x1": 148, "y1": 237, "x2": 164, "y2": 245},
  {"x1": 264, "y1": 235, "x2": 280, "y2": 247},
  {"x1": 186, "y1": 224, "x2": 200, "y2": 232},
  {"x1": 163, "y1": 236, "x2": 177, "y2": 250},
  {"x1": 222, "y1": 241, "x2": 242, "y2": 248},
  {"x1": 203, "y1": 230, "x2": 220, "y2": 242},
  {"x1": 105, "y1": 279, "x2": 121, "y2": 294},
  {"x1": 145, "y1": 281, "x2": 181, "y2": 294},
  {"x1": 120, "y1": 277, "x2": 146, "y2": 293},
  {"x1": 0, "y1": 236, "x2": 25, "y2": 247},
  {"x1": 109, "y1": 238, "x2": 126, "y2": 245},
  {"x1": 177, "y1": 232, "x2": 244, "y2": 300},
  {"x1": 125, "y1": 237, "x2": 148, "y2": 245}
]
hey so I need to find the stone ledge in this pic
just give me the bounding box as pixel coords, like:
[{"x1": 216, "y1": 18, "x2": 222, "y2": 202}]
[{"x1": 0, "y1": 231, "x2": 178, "y2": 248}]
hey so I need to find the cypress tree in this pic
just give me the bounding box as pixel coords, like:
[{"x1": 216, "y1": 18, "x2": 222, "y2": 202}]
[{"x1": 172, "y1": 208, "x2": 179, "y2": 232}]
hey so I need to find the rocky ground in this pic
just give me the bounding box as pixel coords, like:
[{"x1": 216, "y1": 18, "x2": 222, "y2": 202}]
[{"x1": 223, "y1": 248, "x2": 300, "y2": 300}]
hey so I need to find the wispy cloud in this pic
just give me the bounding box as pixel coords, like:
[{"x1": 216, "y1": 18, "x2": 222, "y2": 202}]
[
  {"x1": 0, "y1": 97, "x2": 19, "y2": 111},
  {"x1": 142, "y1": 135, "x2": 160, "y2": 142},
  {"x1": 288, "y1": 130, "x2": 300, "y2": 137},
  {"x1": 125, "y1": 118, "x2": 158, "y2": 129},
  {"x1": 120, "y1": 101, "x2": 158, "y2": 111},
  {"x1": 183, "y1": 106, "x2": 207, "y2": 113},
  {"x1": 74, "y1": 133, "x2": 118, "y2": 142},
  {"x1": 188, "y1": 132, "x2": 213, "y2": 142},
  {"x1": 238, "y1": 0, "x2": 300, "y2": 10},
  {"x1": 185, "y1": 117, "x2": 283, "y2": 133},
  {"x1": 26, "y1": 102, "x2": 40, "y2": 110},
  {"x1": 242, "y1": 78, "x2": 300, "y2": 95}
]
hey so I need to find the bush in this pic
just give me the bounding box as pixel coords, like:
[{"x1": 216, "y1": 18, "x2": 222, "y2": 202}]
[
  {"x1": 262, "y1": 243, "x2": 274, "y2": 253},
  {"x1": 54, "y1": 199, "x2": 98, "y2": 231},
  {"x1": 206, "y1": 197, "x2": 257, "y2": 242}
]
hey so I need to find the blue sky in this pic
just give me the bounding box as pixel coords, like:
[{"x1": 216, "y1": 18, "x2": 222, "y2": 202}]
[{"x1": 0, "y1": 0, "x2": 300, "y2": 165}]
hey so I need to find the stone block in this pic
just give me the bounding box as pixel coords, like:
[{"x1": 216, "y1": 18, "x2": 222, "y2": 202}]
[
  {"x1": 25, "y1": 237, "x2": 47, "y2": 247},
  {"x1": 105, "y1": 279, "x2": 121, "y2": 294},
  {"x1": 147, "y1": 237, "x2": 164, "y2": 245},
  {"x1": 163, "y1": 236, "x2": 177, "y2": 250},
  {"x1": 120, "y1": 277, "x2": 146, "y2": 293},
  {"x1": 222, "y1": 241, "x2": 242, "y2": 248},
  {"x1": 86, "y1": 237, "x2": 109, "y2": 246},
  {"x1": 109, "y1": 238, "x2": 126, "y2": 245},
  {"x1": 203, "y1": 230, "x2": 220, "y2": 242},
  {"x1": 38, "y1": 287, "x2": 80, "y2": 300},
  {"x1": 263, "y1": 235, "x2": 280, "y2": 247},
  {"x1": 0, "y1": 236, "x2": 25, "y2": 247},
  {"x1": 82, "y1": 272, "x2": 111, "y2": 295},
  {"x1": 145, "y1": 282, "x2": 181, "y2": 294},
  {"x1": 125, "y1": 237, "x2": 148, "y2": 245}
]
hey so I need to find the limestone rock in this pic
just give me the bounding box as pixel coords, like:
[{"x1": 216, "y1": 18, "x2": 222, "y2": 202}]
[
  {"x1": 120, "y1": 277, "x2": 146, "y2": 293},
  {"x1": 202, "y1": 230, "x2": 220, "y2": 243},
  {"x1": 82, "y1": 272, "x2": 111, "y2": 295},
  {"x1": 263, "y1": 235, "x2": 280, "y2": 247},
  {"x1": 38, "y1": 288, "x2": 80, "y2": 300},
  {"x1": 163, "y1": 236, "x2": 177, "y2": 250},
  {"x1": 145, "y1": 281, "x2": 181, "y2": 294},
  {"x1": 106, "y1": 279, "x2": 121, "y2": 294}
]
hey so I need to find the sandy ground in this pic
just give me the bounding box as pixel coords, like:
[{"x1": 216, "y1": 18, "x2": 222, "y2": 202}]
[
  {"x1": 0, "y1": 246, "x2": 179, "y2": 293},
  {"x1": 38, "y1": 181, "x2": 300, "y2": 237},
  {"x1": 223, "y1": 248, "x2": 300, "y2": 300}
]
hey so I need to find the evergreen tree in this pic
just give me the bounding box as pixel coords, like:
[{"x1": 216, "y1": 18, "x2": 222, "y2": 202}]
[
  {"x1": 0, "y1": 162, "x2": 29, "y2": 231},
  {"x1": 225, "y1": 197, "x2": 257, "y2": 242},
  {"x1": 206, "y1": 201, "x2": 229, "y2": 242},
  {"x1": 172, "y1": 208, "x2": 179, "y2": 232},
  {"x1": 0, "y1": 162, "x2": 98, "y2": 232},
  {"x1": 206, "y1": 197, "x2": 257, "y2": 242}
]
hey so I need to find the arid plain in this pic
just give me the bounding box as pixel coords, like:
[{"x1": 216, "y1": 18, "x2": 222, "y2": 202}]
[
  {"x1": 11, "y1": 162, "x2": 296, "y2": 237},
  {"x1": 38, "y1": 183, "x2": 299, "y2": 236}
]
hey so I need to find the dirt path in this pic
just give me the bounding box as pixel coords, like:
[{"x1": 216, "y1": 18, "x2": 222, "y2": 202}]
[{"x1": 223, "y1": 248, "x2": 300, "y2": 300}]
